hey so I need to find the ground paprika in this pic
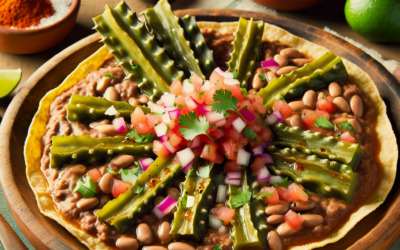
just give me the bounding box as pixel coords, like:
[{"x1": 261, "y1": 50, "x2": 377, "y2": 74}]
[{"x1": 0, "y1": 0, "x2": 55, "y2": 29}]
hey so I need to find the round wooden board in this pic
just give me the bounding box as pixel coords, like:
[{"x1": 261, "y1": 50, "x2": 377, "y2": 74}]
[{"x1": 0, "y1": 9, "x2": 399, "y2": 250}]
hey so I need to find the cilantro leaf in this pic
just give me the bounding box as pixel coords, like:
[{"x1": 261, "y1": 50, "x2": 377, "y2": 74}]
[
  {"x1": 243, "y1": 127, "x2": 257, "y2": 141},
  {"x1": 230, "y1": 189, "x2": 252, "y2": 209},
  {"x1": 197, "y1": 165, "x2": 211, "y2": 178},
  {"x1": 376, "y1": 197, "x2": 382, "y2": 202},
  {"x1": 258, "y1": 73, "x2": 266, "y2": 81},
  {"x1": 211, "y1": 89, "x2": 240, "y2": 117},
  {"x1": 273, "y1": 177, "x2": 293, "y2": 187},
  {"x1": 213, "y1": 245, "x2": 222, "y2": 250},
  {"x1": 258, "y1": 192, "x2": 273, "y2": 199},
  {"x1": 103, "y1": 73, "x2": 114, "y2": 79},
  {"x1": 106, "y1": 167, "x2": 118, "y2": 175},
  {"x1": 133, "y1": 186, "x2": 144, "y2": 195},
  {"x1": 73, "y1": 177, "x2": 96, "y2": 198},
  {"x1": 338, "y1": 121, "x2": 356, "y2": 134},
  {"x1": 118, "y1": 168, "x2": 139, "y2": 184},
  {"x1": 314, "y1": 117, "x2": 334, "y2": 130},
  {"x1": 127, "y1": 128, "x2": 154, "y2": 143},
  {"x1": 303, "y1": 189, "x2": 312, "y2": 195},
  {"x1": 178, "y1": 111, "x2": 212, "y2": 141}
]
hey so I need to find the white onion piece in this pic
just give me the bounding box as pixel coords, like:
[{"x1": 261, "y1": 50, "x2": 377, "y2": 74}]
[
  {"x1": 214, "y1": 118, "x2": 226, "y2": 127},
  {"x1": 232, "y1": 117, "x2": 246, "y2": 133},
  {"x1": 151, "y1": 103, "x2": 165, "y2": 114},
  {"x1": 168, "y1": 108, "x2": 180, "y2": 120},
  {"x1": 224, "y1": 78, "x2": 240, "y2": 86},
  {"x1": 177, "y1": 147, "x2": 195, "y2": 168},
  {"x1": 154, "y1": 122, "x2": 168, "y2": 137},
  {"x1": 185, "y1": 96, "x2": 198, "y2": 109},
  {"x1": 201, "y1": 80, "x2": 212, "y2": 91},
  {"x1": 160, "y1": 93, "x2": 175, "y2": 107},
  {"x1": 269, "y1": 175, "x2": 285, "y2": 184},
  {"x1": 112, "y1": 117, "x2": 127, "y2": 133},
  {"x1": 215, "y1": 67, "x2": 234, "y2": 79},
  {"x1": 186, "y1": 195, "x2": 195, "y2": 208},
  {"x1": 225, "y1": 176, "x2": 241, "y2": 186},
  {"x1": 163, "y1": 141, "x2": 177, "y2": 154},
  {"x1": 265, "y1": 111, "x2": 283, "y2": 125},
  {"x1": 182, "y1": 79, "x2": 195, "y2": 94},
  {"x1": 105, "y1": 105, "x2": 118, "y2": 116},
  {"x1": 209, "y1": 215, "x2": 224, "y2": 229},
  {"x1": 257, "y1": 167, "x2": 271, "y2": 182},
  {"x1": 161, "y1": 113, "x2": 171, "y2": 123},
  {"x1": 227, "y1": 171, "x2": 242, "y2": 180},
  {"x1": 152, "y1": 196, "x2": 177, "y2": 220},
  {"x1": 205, "y1": 111, "x2": 225, "y2": 123},
  {"x1": 237, "y1": 148, "x2": 251, "y2": 166},
  {"x1": 140, "y1": 158, "x2": 154, "y2": 171},
  {"x1": 216, "y1": 185, "x2": 227, "y2": 203}
]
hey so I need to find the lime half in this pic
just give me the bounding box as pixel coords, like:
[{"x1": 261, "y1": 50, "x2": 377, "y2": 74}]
[{"x1": 0, "y1": 69, "x2": 22, "y2": 99}]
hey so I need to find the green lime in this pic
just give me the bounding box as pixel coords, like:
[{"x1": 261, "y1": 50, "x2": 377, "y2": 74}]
[
  {"x1": 0, "y1": 69, "x2": 22, "y2": 99},
  {"x1": 345, "y1": 0, "x2": 400, "y2": 42}
]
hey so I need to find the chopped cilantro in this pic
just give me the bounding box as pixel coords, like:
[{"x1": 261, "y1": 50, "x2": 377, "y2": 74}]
[
  {"x1": 178, "y1": 111, "x2": 213, "y2": 141},
  {"x1": 197, "y1": 165, "x2": 211, "y2": 178},
  {"x1": 127, "y1": 128, "x2": 154, "y2": 143},
  {"x1": 303, "y1": 189, "x2": 312, "y2": 195},
  {"x1": 314, "y1": 117, "x2": 334, "y2": 130},
  {"x1": 211, "y1": 89, "x2": 242, "y2": 118},
  {"x1": 243, "y1": 127, "x2": 257, "y2": 141},
  {"x1": 198, "y1": 91, "x2": 206, "y2": 98},
  {"x1": 213, "y1": 245, "x2": 222, "y2": 250},
  {"x1": 240, "y1": 88, "x2": 248, "y2": 95},
  {"x1": 376, "y1": 197, "x2": 382, "y2": 202},
  {"x1": 133, "y1": 186, "x2": 144, "y2": 195},
  {"x1": 258, "y1": 73, "x2": 266, "y2": 81},
  {"x1": 230, "y1": 189, "x2": 252, "y2": 209},
  {"x1": 103, "y1": 73, "x2": 114, "y2": 79},
  {"x1": 131, "y1": 64, "x2": 138, "y2": 70},
  {"x1": 187, "y1": 167, "x2": 195, "y2": 177},
  {"x1": 331, "y1": 231, "x2": 338, "y2": 237},
  {"x1": 258, "y1": 192, "x2": 273, "y2": 199},
  {"x1": 106, "y1": 168, "x2": 118, "y2": 175},
  {"x1": 211, "y1": 124, "x2": 216, "y2": 129},
  {"x1": 279, "y1": 95, "x2": 285, "y2": 100},
  {"x1": 338, "y1": 121, "x2": 356, "y2": 134},
  {"x1": 73, "y1": 177, "x2": 96, "y2": 198},
  {"x1": 119, "y1": 168, "x2": 139, "y2": 184},
  {"x1": 272, "y1": 177, "x2": 293, "y2": 187}
]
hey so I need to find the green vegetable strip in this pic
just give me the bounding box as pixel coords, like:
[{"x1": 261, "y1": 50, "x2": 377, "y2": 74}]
[
  {"x1": 258, "y1": 51, "x2": 349, "y2": 109},
  {"x1": 179, "y1": 15, "x2": 217, "y2": 78},
  {"x1": 66, "y1": 94, "x2": 150, "y2": 121},
  {"x1": 170, "y1": 163, "x2": 217, "y2": 241},
  {"x1": 228, "y1": 170, "x2": 263, "y2": 250},
  {"x1": 226, "y1": 17, "x2": 264, "y2": 88},
  {"x1": 93, "y1": 2, "x2": 179, "y2": 101},
  {"x1": 96, "y1": 155, "x2": 183, "y2": 232},
  {"x1": 50, "y1": 136, "x2": 153, "y2": 168},
  {"x1": 268, "y1": 147, "x2": 359, "y2": 202},
  {"x1": 144, "y1": 0, "x2": 204, "y2": 79},
  {"x1": 270, "y1": 123, "x2": 363, "y2": 170}
]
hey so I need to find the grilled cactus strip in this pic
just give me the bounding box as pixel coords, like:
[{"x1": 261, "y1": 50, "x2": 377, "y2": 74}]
[
  {"x1": 96, "y1": 155, "x2": 183, "y2": 232},
  {"x1": 144, "y1": 0, "x2": 204, "y2": 79},
  {"x1": 66, "y1": 94, "x2": 150, "y2": 121},
  {"x1": 258, "y1": 51, "x2": 349, "y2": 109},
  {"x1": 228, "y1": 170, "x2": 263, "y2": 250},
  {"x1": 170, "y1": 163, "x2": 218, "y2": 241},
  {"x1": 179, "y1": 15, "x2": 217, "y2": 79},
  {"x1": 270, "y1": 123, "x2": 363, "y2": 170},
  {"x1": 226, "y1": 17, "x2": 264, "y2": 88},
  {"x1": 93, "y1": 2, "x2": 182, "y2": 101},
  {"x1": 50, "y1": 136, "x2": 153, "y2": 168},
  {"x1": 268, "y1": 147, "x2": 359, "y2": 202}
]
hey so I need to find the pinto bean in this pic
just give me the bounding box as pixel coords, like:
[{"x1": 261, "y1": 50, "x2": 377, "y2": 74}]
[
  {"x1": 248, "y1": 89, "x2": 258, "y2": 95},
  {"x1": 277, "y1": 222, "x2": 299, "y2": 236},
  {"x1": 137, "y1": 223, "x2": 153, "y2": 245},
  {"x1": 166, "y1": 187, "x2": 180, "y2": 201},
  {"x1": 349, "y1": 119, "x2": 362, "y2": 133},
  {"x1": 302, "y1": 90, "x2": 317, "y2": 109},
  {"x1": 252, "y1": 68, "x2": 269, "y2": 90},
  {"x1": 309, "y1": 192, "x2": 322, "y2": 203},
  {"x1": 218, "y1": 225, "x2": 229, "y2": 235},
  {"x1": 276, "y1": 66, "x2": 298, "y2": 76},
  {"x1": 267, "y1": 230, "x2": 283, "y2": 250},
  {"x1": 168, "y1": 242, "x2": 195, "y2": 250},
  {"x1": 96, "y1": 124, "x2": 117, "y2": 137},
  {"x1": 303, "y1": 214, "x2": 324, "y2": 227},
  {"x1": 288, "y1": 101, "x2": 307, "y2": 112},
  {"x1": 332, "y1": 117, "x2": 349, "y2": 125},
  {"x1": 265, "y1": 201, "x2": 289, "y2": 215},
  {"x1": 333, "y1": 97, "x2": 351, "y2": 113},
  {"x1": 77, "y1": 197, "x2": 99, "y2": 211},
  {"x1": 110, "y1": 155, "x2": 135, "y2": 169},
  {"x1": 274, "y1": 54, "x2": 288, "y2": 67},
  {"x1": 96, "y1": 76, "x2": 112, "y2": 93},
  {"x1": 129, "y1": 97, "x2": 141, "y2": 106},
  {"x1": 350, "y1": 95, "x2": 364, "y2": 117},
  {"x1": 64, "y1": 164, "x2": 87, "y2": 176},
  {"x1": 266, "y1": 71, "x2": 278, "y2": 82},
  {"x1": 290, "y1": 115, "x2": 303, "y2": 129},
  {"x1": 328, "y1": 82, "x2": 343, "y2": 97},
  {"x1": 104, "y1": 86, "x2": 120, "y2": 101},
  {"x1": 291, "y1": 58, "x2": 313, "y2": 67},
  {"x1": 267, "y1": 214, "x2": 284, "y2": 224},
  {"x1": 116, "y1": 237, "x2": 139, "y2": 250},
  {"x1": 154, "y1": 196, "x2": 165, "y2": 206},
  {"x1": 138, "y1": 94, "x2": 149, "y2": 104},
  {"x1": 158, "y1": 221, "x2": 172, "y2": 244},
  {"x1": 290, "y1": 200, "x2": 316, "y2": 211},
  {"x1": 99, "y1": 173, "x2": 113, "y2": 194},
  {"x1": 280, "y1": 48, "x2": 301, "y2": 58},
  {"x1": 143, "y1": 247, "x2": 167, "y2": 250}
]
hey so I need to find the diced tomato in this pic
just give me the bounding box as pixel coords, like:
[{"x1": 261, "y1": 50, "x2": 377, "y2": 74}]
[
  {"x1": 341, "y1": 131, "x2": 357, "y2": 143},
  {"x1": 223, "y1": 112, "x2": 239, "y2": 129},
  {"x1": 205, "y1": 85, "x2": 217, "y2": 105},
  {"x1": 224, "y1": 161, "x2": 243, "y2": 172},
  {"x1": 175, "y1": 96, "x2": 186, "y2": 106},
  {"x1": 314, "y1": 109, "x2": 330, "y2": 120},
  {"x1": 250, "y1": 156, "x2": 270, "y2": 172},
  {"x1": 248, "y1": 122, "x2": 262, "y2": 133},
  {"x1": 153, "y1": 140, "x2": 170, "y2": 157},
  {"x1": 199, "y1": 134, "x2": 214, "y2": 144},
  {"x1": 238, "y1": 99, "x2": 256, "y2": 112},
  {"x1": 210, "y1": 207, "x2": 235, "y2": 225},
  {"x1": 239, "y1": 137, "x2": 249, "y2": 147},
  {"x1": 87, "y1": 168, "x2": 101, "y2": 182},
  {"x1": 131, "y1": 107, "x2": 147, "y2": 126},
  {"x1": 192, "y1": 147, "x2": 203, "y2": 157},
  {"x1": 276, "y1": 186, "x2": 293, "y2": 203},
  {"x1": 223, "y1": 127, "x2": 242, "y2": 142},
  {"x1": 284, "y1": 210, "x2": 304, "y2": 230},
  {"x1": 316, "y1": 96, "x2": 336, "y2": 113},
  {"x1": 301, "y1": 110, "x2": 319, "y2": 130},
  {"x1": 216, "y1": 82, "x2": 230, "y2": 91},
  {"x1": 213, "y1": 152, "x2": 225, "y2": 164},
  {"x1": 181, "y1": 106, "x2": 191, "y2": 115},
  {"x1": 209, "y1": 128, "x2": 225, "y2": 139},
  {"x1": 147, "y1": 114, "x2": 163, "y2": 128},
  {"x1": 169, "y1": 133, "x2": 182, "y2": 147},
  {"x1": 260, "y1": 186, "x2": 279, "y2": 205},
  {"x1": 255, "y1": 101, "x2": 266, "y2": 114},
  {"x1": 273, "y1": 99, "x2": 293, "y2": 119},
  {"x1": 247, "y1": 94, "x2": 256, "y2": 103},
  {"x1": 135, "y1": 122, "x2": 154, "y2": 134},
  {"x1": 288, "y1": 183, "x2": 308, "y2": 202},
  {"x1": 259, "y1": 128, "x2": 272, "y2": 142},
  {"x1": 168, "y1": 120, "x2": 177, "y2": 130},
  {"x1": 220, "y1": 139, "x2": 239, "y2": 160},
  {"x1": 111, "y1": 179, "x2": 131, "y2": 199},
  {"x1": 191, "y1": 72, "x2": 203, "y2": 88},
  {"x1": 169, "y1": 79, "x2": 182, "y2": 95},
  {"x1": 200, "y1": 143, "x2": 219, "y2": 161},
  {"x1": 229, "y1": 86, "x2": 244, "y2": 101},
  {"x1": 209, "y1": 70, "x2": 225, "y2": 84}
]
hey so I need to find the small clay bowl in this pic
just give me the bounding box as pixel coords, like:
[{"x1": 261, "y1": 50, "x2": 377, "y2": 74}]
[
  {"x1": 0, "y1": 0, "x2": 80, "y2": 54},
  {"x1": 253, "y1": 0, "x2": 327, "y2": 11}
]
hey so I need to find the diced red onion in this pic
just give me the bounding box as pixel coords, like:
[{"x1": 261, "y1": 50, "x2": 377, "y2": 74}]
[
  {"x1": 261, "y1": 59, "x2": 280, "y2": 73},
  {"x1": 161, "y1": 113, "x2": 171, "y2": 123},
  {"x1": 185, "y1": 96, "x2": 198, "y2": 109},
  {"x1": 105, "y1": 105, "x2": 118, "y2": 116},
  {"x1": 163, "y1": 141, "x2": 177, "y2": 154},
  {"x1": 152, "y1": 196, "x2": 177, "y2": 220},
  {"x1": 214, "y1": 118, "x2": 226, "y2": 127},
  {"x1": 240, "y1": 108, "x2": 256, "y2": 121},
  {"x1": 193, "y1": 99, "x2": 212, "y2": 115},
  {"x1": 215, "y1": 67, "x2": 233, "y2": 79},
  {"x1": 216, "y1": 185, "x2": 227, "y2": 203},
  {"x1": 227, "y1": 171, "x2": 242, "y2": 180},
  {"x1": 265, "y1": 111, "x2": 283, "y2": 125},
  {"x1": 225, "y1": 176, "x2": 241, "y2": 186},
  {"x1": 189, "y1": 136, "x2": 202, "y2": 149},
  {"x1": 182, "y1": 79, "x2": 195, "y2": 94},
  {"x1": 160, "y1": 135, "x2": 168, "y2": 143},
  {"x1": 112, "y1": 117, "x2": 127, "y2": 133},
  {"x1": 151, "y1": 103, "x2": 165, "y2": 114},
  {"x1": 177, "y1": 147, "x2": 195, "y2": 168},
  {"x1": 140, "y1": 158, "x2": 154, "y2": 171},
  {"x1": 252, "y1": 145, "x2": 263, "y2": 155},
  {"x1": 154, "y1": 122, "x2": 168, "y2": 137},
  {"x1": 205, "y1": 111, "x2": 225, "y2": 123},
  {"x1": 257, "y1": 167, "x2": 271, "y2": 182},
  {"x1": 269, "y1": 175, "x2": 285, "y2": 184},
  {"x1": 160, "y1": 94, "x2": 175, "y2": 107},
  {"x1": 209, "y1": 214, "x2": 224, "y2": 229},
  {"x1": 257, "y1": 154, "x2": 274, "y2": 163},
  {"x1": 224, "y1": 78, "x2": 240, "y2": 86},
  {"x1": 183, "y1": 160, "x2": 193, "y2": 174},
  {"x1": 232, "y1": 117, "x2": 246, "y2": 133},
  {"x1": 168, "y1": 108, "x2": 180, "y2": 120},
  {"x1": 237, "y1": 148, "x2": 251, "y2": 166}
]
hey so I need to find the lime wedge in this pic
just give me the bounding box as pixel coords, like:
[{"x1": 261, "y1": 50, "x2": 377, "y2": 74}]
[{"x1": 0, "y1": 69, "x2": 22, "y2": 99}]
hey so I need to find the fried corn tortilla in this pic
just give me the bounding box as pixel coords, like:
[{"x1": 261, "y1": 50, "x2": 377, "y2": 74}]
[{"x1": 25, "y1": 21, "x2": 398, "y2": 250}]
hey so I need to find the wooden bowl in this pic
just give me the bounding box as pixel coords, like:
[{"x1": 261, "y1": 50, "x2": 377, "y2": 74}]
[
  {"x1": 253, "y1": 0, "x2": 327, "y2": 11},
  {"x1": 0, "y1": 9, "x2": 399, "y2": 250},
  {"x1": 0, "y1": 0, "x2": 80, "y2": 54}
]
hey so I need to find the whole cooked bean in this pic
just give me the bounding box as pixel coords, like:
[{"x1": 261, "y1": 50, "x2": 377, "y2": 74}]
[
  {"x1": 158, "y1": 221, "x2": 172, "y2": 244},
  {"x1": 154, "y1": 196, "x2": 165, "y2": 205},
  {"x1": 280, "y1": 48, "x2": 301, "y2": 58},
  {"x1": 168, "y1": 242, "x2": 195, "y2": 250},
  {"x1": 104, "y1": 86, "x2": 120, "y2": 101},
  {"x1": 139, "y1": 94, "x2": 149, "y2": 104},
  {"x1": 333, "y1": 97, "x2": 351, "y2": 113},
  {"x1": 328, "y1": 82, "x2": 343, "y2": 97},
  {"x1": 276, "y1": 66, "x2": 298, "y2": 76},
  {"x1": 303, "y1": 214, "x2": 324, "y2": 227},
  {"x1": 350, "y1": 95, "x2": 364, "y2": 117},
  {"x1": 65, "y1": 164, "x2": 87, "y2": 176},
  {"x1": 309, "y1": 192, "x2": 322, "y2": 203},
  {"x1": 111, "y1": 155, "x2": 135, "y2": 169},
  {"x1": 265, "y1": 201, "x2": 289, "y2": 215},
  {"x1": 248, "y1": 89, "x2": 258, "y2": 95},
  {"x1": 172, "y1": 179, "x2": 182, "y2": 188},
  {"x1": 267, "y1": 214, "x2": 284, "y2": 224},
  {"x1": 291, "y1": 115, "x2": 303, "y2": 129},
  {"x1": 267, "y1": 230, "x2": 283, "y2": 250},
  {"x1": 283, "y1": 117, "x2": 291, "y2": 127},
  {"x1": 252, "y1": 68, "x2": 269, "y2": 90},
  {"x1": 166, "y1": 187, "x2": 180, "y2": 201},
  {"x1": 129, "y1": 97, "x2": 141, "y2": 106},
  {"x1": 143, "y1": 247, "x2": 168, "y2": 250},
  {"x1": 274, "y1": 54, "x2": 288, "y2": 67},
  {"x1": 277, "y1": 222, "x2": 299, "y2": 237},
  {"x1": 137, "y1": 223, "x2": 153, "y2": 245},
  {"x1": 290, "y1": 200, "x2": 316, "y2": 211},
  {"x1": 332, "y1": 117, "x2": 349, "y2": 125},
  {"x1": 96, "y1": 76, "x2": 112, "y2": 93},
  {"x1": 266, "y1": 71, "x2": 278, "y2": 82},
  {"x1": 348, "y1": 119, "x2": 362, "y2": 133},
  {"x1": 77, "y1": 197, "x2": 99, "y2": 211},
  {"x1": 116, "y1": 237, "x2": 139, "y2": 250},
  {"x1": 99, "y1": 173, "x2": 113, "y2": 194},
  {"x1": 302, "y1": 90, "x2": 317, "y2": 109},
  {"x1": 291, "y1": 58, "x2": 313, "y2": 67},
  {"x1": 96, "y1": 124, "x2": 117, "y2": 137},
  {"x1": 218, "y1": 225, "x2": 229, "y2": 235},
  {"x1": 288, "y1": 101, "x2": 307, "y2": 112}
]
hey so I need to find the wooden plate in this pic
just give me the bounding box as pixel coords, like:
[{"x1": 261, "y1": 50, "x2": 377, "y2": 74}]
[{"x1": 0, "y1": 9, "x2": 399, "y2": 250}]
